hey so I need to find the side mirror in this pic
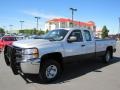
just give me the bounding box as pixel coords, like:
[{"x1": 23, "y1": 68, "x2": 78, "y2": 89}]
[{"x1": 67, "y1": 36, "x2": 77, "y2": 43}]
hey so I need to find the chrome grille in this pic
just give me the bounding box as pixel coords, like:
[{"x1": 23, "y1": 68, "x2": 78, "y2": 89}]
[
  {"x1": 6, "y1": 46, "x2": 22, "y2": 62},
  {"x1": 13, "y1": 46, "x2": 23, "y2": 62}
]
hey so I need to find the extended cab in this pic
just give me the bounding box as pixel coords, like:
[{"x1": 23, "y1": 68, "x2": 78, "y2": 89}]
[{"x1": 4, "y1": 28, "x2": 116, "y2": 82}]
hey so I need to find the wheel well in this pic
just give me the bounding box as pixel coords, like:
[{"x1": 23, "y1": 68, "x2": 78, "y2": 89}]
[
  {"x1": 106, "y1": 46, "x2": 113, "y2": 52},
  {"x1": 41, "y1": 52, "x2": 63, "y2": 65}
]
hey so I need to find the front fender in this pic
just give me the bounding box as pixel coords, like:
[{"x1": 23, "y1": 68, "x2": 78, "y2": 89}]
[{"x1": 39, "y1": 43, "x2": 64, "y2": 58}]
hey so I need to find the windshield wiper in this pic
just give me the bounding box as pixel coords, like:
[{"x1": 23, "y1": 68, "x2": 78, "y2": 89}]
[{"x1": 39, "y1": 37, "x2": 55, "y2": 41}]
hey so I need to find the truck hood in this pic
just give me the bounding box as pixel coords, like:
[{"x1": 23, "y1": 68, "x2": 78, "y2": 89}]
[{"x1": 13, "y1": 39, "x2": 60, "y2": 48}]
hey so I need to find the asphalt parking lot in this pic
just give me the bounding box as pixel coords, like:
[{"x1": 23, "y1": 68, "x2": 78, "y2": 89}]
[{"x1": 0, "y1": 42, "x2": 120, "y2": 90}]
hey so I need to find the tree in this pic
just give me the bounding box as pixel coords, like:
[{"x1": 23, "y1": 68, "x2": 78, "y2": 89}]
[
  {"x1": 0, "y1": 27, "x2": 5, "y2": 36},
  {"x1": 37, "y1": 30, "x2": 45, "y2": 35},
  {"x1": 101, "y1": 26, "x2": 109, "y2": 38},
  {"x1": 46, "y1": 29, "x2": 49, "y2": 33},
  {"x1": 0, "y1": 27, "x2": 5, "y2": 33},
  {"x1": 19, "y1": 29, "x2": 45, "y2": 35}
]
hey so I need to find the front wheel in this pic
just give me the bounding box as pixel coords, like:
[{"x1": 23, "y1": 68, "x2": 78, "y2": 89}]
[
  {"x1": 39, "y1": 60, "x2": 62, "y2": 83},
  {"x1": 103, "y1": 50, "x2": 112, "y2": 63}
]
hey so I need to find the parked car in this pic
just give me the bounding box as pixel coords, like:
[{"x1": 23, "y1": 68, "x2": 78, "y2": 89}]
[
  {"x1": 16, "y1": 35, "x2": 26, "y2": 40},
  {"x1": 28, "y1": 35, "x2": 41, "y2": 39},
  {"x1": 4, "y1": 28, "x2": 116, "y2": 83},
  {"x1": 0, "y1": 36, "x2": 17, "y2": 52}
]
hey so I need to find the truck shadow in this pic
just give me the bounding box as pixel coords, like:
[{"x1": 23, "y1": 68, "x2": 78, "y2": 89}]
[{"x1": 20, "y1": 57, "x2": 120, "y2": 84}]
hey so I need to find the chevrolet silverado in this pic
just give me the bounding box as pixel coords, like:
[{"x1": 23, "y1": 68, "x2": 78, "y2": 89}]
[{"x1": 4, "y1": 28, "x2": 116, "y2": 82}]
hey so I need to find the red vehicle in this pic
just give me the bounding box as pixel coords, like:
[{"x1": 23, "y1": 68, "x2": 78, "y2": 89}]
[{"x1": 0, "y1": 36, "x2": 17, "y2": 53}]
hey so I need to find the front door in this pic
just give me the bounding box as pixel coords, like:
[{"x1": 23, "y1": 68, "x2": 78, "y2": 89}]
[{"x1": 63, "y1": 30, "x2": 86, "y2": 62}]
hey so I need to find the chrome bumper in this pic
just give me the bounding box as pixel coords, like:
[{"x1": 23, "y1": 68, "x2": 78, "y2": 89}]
[
  {"x1": 4, "y1": 45, "x2": 41, "y2": 74},
  {"x1": 20, "y1": 59, "x2": 41, "y2": 74}
]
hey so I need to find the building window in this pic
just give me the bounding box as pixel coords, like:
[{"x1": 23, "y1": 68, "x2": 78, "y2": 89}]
[
  {"x1": 61, "y1": 22, "x2": 65, "y2": 28},
  {"x1": 69, "y1": 22, "x2": 73, "y2": 28}
]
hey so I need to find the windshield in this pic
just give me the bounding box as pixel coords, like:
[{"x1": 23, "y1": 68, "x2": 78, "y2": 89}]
[
  {"x1": 41, "y1": 29, "x2": 68, "y2": 41},
  {"x1": 2, "y1": 37, "x2": 17, "y2": 41}
]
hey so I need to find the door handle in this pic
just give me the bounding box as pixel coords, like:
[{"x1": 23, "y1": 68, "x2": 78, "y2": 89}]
[{"x1": 81, "y1": 45, "x2": 85, "y2": 47}]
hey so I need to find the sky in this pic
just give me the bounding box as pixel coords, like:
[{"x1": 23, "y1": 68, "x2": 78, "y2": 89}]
[{"x1": 0, "y1": 0, "x2": 120, "y2": 34}]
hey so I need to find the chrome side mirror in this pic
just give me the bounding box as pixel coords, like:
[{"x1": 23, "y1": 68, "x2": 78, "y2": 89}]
[{"x1": 67, "y1": 36, "x2": 77, "y2": 43}]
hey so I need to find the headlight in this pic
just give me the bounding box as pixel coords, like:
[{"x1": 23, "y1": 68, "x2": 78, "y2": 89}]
[{"x1": 22, "y1": 48, "x2": 39, "y2": 59}]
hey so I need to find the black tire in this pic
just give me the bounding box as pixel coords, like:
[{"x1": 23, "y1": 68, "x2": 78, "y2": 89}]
[
  {"x1": 4, "y1": 46, "x2": 10, "y2": 66},
  {"x1": 10, "y1": 61, "x2": 19, "y2": 75},
  {"x1": 103, "y1": 50, "x2": 112, "y2": 63},
  {"x1": 39, "y1": 60, "x2": 62, "y2": 83}
]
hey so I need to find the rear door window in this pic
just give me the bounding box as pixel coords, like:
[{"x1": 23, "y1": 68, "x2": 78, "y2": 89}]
[{"x1": 83, "y1": 30, "x2": 92, "y2": 41}]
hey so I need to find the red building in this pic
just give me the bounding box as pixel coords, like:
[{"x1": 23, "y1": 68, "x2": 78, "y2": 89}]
[{"x1": 45, "y1": 18, "x2": 96, "y2": 32}]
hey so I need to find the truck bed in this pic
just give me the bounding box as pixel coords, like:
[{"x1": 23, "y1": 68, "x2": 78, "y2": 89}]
[{"x1": 95, "y1": 39, "x2": 116, "y2": 53}]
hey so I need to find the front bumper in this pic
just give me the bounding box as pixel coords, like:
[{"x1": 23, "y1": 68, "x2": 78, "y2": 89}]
[
  {"x1": 20, "y1": 59, "x2": 40, "y2": 74},
  {"x1": 4, "y1": 45, "x2": 41, "y2": 75}
]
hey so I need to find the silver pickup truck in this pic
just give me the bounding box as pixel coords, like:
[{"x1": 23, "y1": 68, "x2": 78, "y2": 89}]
[{"x1": 4, "y1": 28, "x2": 116, "y2": 83}]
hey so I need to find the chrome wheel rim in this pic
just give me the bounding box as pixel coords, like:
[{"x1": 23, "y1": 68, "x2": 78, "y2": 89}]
[
  {"x1": 46, "y1": 65, "x2": 57, "y2": 79},
  {"x1": 106, "y1": 52, "x2": 110, "y2": 62}
]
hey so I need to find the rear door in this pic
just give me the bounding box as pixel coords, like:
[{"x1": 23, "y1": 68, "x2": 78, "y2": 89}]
[{"x1": 82, "y1": 30, "x2": 95, "y2": 58}]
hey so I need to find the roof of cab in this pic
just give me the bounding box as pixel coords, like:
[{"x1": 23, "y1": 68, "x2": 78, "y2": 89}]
[{"x1": 54, "y1": 27, "x2": 91, "y2": 31}]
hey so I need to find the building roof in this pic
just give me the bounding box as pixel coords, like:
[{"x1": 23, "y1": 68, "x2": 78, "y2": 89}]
[{"x1": 47, "y1": 18, "x2": 95, "y2": 27}]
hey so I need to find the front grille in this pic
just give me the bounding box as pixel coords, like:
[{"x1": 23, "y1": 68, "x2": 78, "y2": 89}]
[
  {"x1": 6, "y1": 46, "x2": 13, "y2": 58},
  {"x1": 13, "y1": 46, "x2": 23, "y2": 62},
  {"x1": 5, "y1": 45, "x2": 23, "y2": 67},
  {"x1": 4, "y1": 45, "x2": 22, "y2": 74}
]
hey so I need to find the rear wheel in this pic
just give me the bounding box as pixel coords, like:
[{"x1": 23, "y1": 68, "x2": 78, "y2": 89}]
[
  {"x1": 39, "y1": 60, "x2": 62, "y2": 83},
  {"x1": 103, "y1": 50, "x2": 112, "y2": 63}
]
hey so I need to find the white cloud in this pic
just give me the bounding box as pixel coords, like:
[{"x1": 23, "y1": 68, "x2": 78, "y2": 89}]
[
  {"x1": 20, "y1": 10, "x2": 66, "y2": 30},
  {"x1": 22, "y1": 10, "x2": 64, "y2": 19}
]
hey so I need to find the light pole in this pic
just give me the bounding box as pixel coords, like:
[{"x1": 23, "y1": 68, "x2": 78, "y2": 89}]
[
  {"x1": 35, "y1": 17, "x2": 40, "y2": 30},
  {"x1": 70, "y1": 8, "x2": 77, "y2": 27},
  {"x1": 20, "y1": 21, "x2": 24, "y2": 30}
]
